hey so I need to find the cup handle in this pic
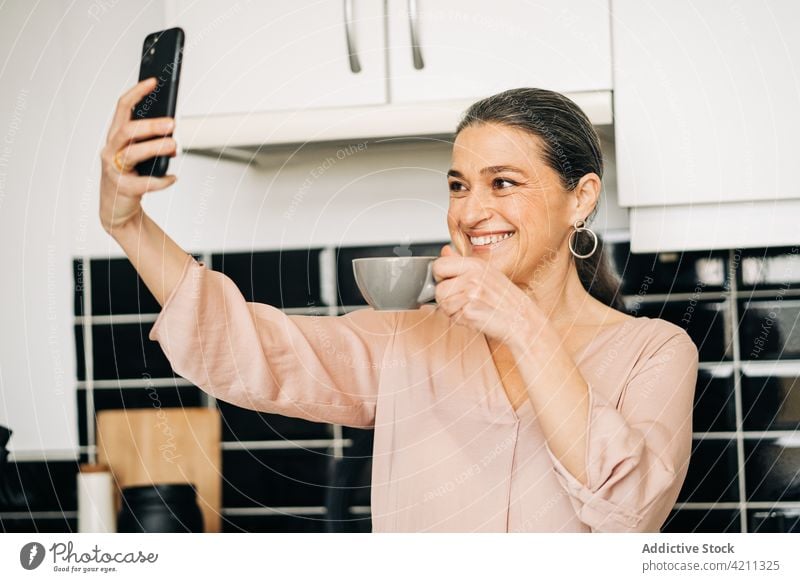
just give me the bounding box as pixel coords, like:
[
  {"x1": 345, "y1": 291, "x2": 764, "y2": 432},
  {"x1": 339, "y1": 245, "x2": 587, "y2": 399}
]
[{"x1": 416, "y1": 262, "x2": 437, "y2": 305}]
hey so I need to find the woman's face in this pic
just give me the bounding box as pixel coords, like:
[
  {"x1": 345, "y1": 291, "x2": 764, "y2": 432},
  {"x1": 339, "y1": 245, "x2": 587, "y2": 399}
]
[{"x1": 446, "y1": 122, "x2": 580, "y2": 288}]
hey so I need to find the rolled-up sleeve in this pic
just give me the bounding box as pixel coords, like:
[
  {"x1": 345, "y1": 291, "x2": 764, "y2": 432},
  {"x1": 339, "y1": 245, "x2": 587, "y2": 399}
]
[
  {"x1": 544, "y1": 331, "x2": 699, "y2": 532},
  {"x1": 148, "y1": 254, "x2": 400, "y2": 428}
]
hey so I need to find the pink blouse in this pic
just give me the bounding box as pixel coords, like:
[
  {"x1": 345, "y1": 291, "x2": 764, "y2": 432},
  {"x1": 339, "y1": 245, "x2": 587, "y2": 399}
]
[{"x1": 149, "y1": 255, "x2": 700, "y2": 532}]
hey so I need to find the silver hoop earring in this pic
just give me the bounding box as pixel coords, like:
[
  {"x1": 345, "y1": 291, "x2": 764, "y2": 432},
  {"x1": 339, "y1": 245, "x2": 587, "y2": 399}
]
[{"x1": 568, "y1": 219, "x2": 598, "y2": 259}]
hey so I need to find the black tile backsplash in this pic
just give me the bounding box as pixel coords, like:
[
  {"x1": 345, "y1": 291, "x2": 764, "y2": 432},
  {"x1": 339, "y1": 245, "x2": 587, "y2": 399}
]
[
  {"x1": 611, "y1": 244, "x2": 728, "y2": 295},
  {"x1": 1, "y1": 459, "x2": 80, "y2": 512},
  {"x1": 661, "y1": 509, "x2": 740, "y2": 533},
  {"x1": 76, "y1": 385, "x2": 204, "y2": 447},
  {"x1": 91, "y1": 323, "x2": 175, "y2": 380},
  {"x1": 633, "y1": 300, "x2": 731, "y2": 361},
  {"x1": 739, "y1": 246, "x2": 800, "y2": 291},
  {"x1": 222, "y1": 449, "x2": 332, "y2": 508},
  {"x1": 742, "y1": 375, "x2": 800, "y2": 431},
  {"x1": 0, "y1": 515, "x2": 77, "y2": 533},
  {"x1": 328, "y1": 512, "x2": 372, "y2": 533},
  {"x1": 677, "y1": 439, "x2": 740, "y2": 503},
  {"x1": 739, "y1": 300, "x2": 800, "y2": 360},
  {"x1": 221, "y1": 513, "x2": 328, "y2": 533},
  {"x1": 212, "y1": 249, "x2": 324, "y2": 308},
  {"x1": 748, "y1": 509, "x2": 800, "y2": 533},
  {"x1": 335, "y1": 241, "x2": 447, "y2": 306},
  {"x1": 744, "y1": 439, "x2": 800, "y2": 502},
  {"x1": 327, "y1": 428, "x2": 374, "y2": 530},
  {"x1": 692, "y1": 371, "x2": 736, "y2": 433},
  {"x1": 90, "y1": 257, "x2": 162, "y2": 316},
  {"x1": 74, "y1": 325, "x2": 85, "y2": 382},
  {"x1": 217, "y1": 400, "x2": 332, "y2": 442}
]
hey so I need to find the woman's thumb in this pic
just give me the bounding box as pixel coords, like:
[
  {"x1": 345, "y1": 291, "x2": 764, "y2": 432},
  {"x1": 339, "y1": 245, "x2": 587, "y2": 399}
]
[{"x1": 440, "y1": 244, "x2": 456, "y2": 257}]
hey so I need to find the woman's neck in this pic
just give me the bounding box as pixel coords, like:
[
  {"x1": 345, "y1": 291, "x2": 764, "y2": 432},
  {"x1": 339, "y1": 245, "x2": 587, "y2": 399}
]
[{"x1": 517, "y1": 254, "x2": 599, "y2": 328}]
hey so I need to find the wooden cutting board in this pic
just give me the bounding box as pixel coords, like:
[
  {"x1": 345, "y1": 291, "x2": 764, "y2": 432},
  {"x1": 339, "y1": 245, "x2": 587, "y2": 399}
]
[{"x1": 96, "y1": 407, "x2": 221, "y2": 533}]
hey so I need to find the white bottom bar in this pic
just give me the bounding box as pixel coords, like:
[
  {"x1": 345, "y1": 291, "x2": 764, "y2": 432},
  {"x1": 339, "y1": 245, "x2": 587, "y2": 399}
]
[{"x1": 2, "y1": 533, "x2": 798, "y2": 580}]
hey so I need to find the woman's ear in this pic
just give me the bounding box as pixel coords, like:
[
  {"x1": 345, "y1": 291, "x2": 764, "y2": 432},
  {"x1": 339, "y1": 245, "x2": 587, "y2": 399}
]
[{"x1": 573, "y1": 172, "x2": 601, "y2": 221}]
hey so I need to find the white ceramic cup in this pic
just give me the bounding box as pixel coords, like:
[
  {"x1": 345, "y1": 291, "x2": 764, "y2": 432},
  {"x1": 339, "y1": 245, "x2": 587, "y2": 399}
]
[{"x1": 352, "y1": 256, "x2": 437, "y2": 310}]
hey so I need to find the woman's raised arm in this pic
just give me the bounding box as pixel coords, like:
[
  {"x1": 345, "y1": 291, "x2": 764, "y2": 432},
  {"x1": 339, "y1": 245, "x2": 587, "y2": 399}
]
[
  {"x1": 99, "y1": 80, "x2": 398, "y2": 427},
  {"x1": 99, "y1": 78, "x2": 187, "y2": 307}
]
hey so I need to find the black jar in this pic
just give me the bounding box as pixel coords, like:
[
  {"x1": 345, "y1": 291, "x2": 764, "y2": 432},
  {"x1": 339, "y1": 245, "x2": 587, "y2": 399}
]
[{"x1": 117, "y1": 483, "x2": 204, "y2": 533}]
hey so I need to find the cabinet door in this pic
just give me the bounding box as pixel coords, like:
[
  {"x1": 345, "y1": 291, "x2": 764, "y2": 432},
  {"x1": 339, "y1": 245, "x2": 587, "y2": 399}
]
[
  {"x1": 168, "y1": 0, "x2": 387, "y2": 117},
  {"x1": 614, "y1": 0, "x2": 800, "y2": 207},
  {"x1": 386, "y1": 0, "x2": 612, "y2": 103}
]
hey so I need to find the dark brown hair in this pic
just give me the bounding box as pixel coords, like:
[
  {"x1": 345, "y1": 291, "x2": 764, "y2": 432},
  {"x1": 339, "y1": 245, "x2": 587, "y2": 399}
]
[{"x1": 455, "y1": 87, "x2": 625, "y2": 311}]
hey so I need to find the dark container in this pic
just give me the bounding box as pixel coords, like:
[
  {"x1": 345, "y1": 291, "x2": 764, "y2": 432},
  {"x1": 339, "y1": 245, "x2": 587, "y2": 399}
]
[{"x1": 117, "y1": 483, "x2": 204, "y2": 533}]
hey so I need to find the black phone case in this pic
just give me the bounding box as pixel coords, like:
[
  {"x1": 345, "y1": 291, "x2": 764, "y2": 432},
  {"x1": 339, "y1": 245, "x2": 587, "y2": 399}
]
[{"x1": 133, "y1": 27, "x2": 184, "y2": 178}]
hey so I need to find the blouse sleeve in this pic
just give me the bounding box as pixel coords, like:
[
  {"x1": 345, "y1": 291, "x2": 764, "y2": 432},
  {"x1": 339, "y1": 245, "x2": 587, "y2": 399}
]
[
  {"x1": 147, "y1": 255, "x2": 400, "y2": 428},
  {"x1": 544, "y1": 330, "x2": 699, "y2": 532}
]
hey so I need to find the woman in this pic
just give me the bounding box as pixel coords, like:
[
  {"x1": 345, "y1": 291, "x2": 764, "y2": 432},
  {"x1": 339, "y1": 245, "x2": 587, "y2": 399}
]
[{"x1": 99, "y1": 81, "x2": 699, "y2": 533}]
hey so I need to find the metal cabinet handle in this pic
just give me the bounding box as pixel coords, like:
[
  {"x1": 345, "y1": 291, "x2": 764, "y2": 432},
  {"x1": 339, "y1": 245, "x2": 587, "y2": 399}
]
[
  {"x1": 344, "y1": 0, "x2": 362, "y2": 73},
  {"x1": 408, "y1": 0, "x2": 424, "y2": 69}
]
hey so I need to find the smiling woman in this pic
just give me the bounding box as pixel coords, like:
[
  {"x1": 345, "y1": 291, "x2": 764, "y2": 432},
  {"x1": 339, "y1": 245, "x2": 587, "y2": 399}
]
[{"x1": 100, "y1": 83, "x2": 699, "y2": 533}]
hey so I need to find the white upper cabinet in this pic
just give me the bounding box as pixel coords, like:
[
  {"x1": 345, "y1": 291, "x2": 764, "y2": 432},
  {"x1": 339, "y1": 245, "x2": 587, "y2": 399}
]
[
  {"x1": 386, "y1": 0, "x2": 613, "y2": 103},
  {"x1": 167, "y1": 0, "x2": 387, "y2": 117},
  {"x1": 168, "y1": 1, "x2": 614, "y2": 154},
  {"x1": 613, "y1": 0, "x2": 800, "y2": 208}
]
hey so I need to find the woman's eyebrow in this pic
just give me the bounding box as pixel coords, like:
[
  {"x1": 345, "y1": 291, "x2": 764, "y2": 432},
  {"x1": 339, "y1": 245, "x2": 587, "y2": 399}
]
[{"x1": 447, "y1": 165, "x2": 526, "y2": 178}]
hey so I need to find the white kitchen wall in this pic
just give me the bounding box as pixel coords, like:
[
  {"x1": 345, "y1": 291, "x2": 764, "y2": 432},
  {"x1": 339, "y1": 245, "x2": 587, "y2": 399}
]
[
  {"x1": 0, "y1": 2, "x2": 88, "y2": 457},
  {"x1": 0, "y1": 1, "x2": 628, "y2": 455},
  {"x1": 0, "y1": 1, "x2": 169, "y2": 455}
]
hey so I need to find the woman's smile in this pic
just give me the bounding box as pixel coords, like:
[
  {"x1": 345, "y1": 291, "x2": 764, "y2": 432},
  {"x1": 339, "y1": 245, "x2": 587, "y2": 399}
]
[{"x1": 467, "y1": 230, "x2": 516, "y2": 253}]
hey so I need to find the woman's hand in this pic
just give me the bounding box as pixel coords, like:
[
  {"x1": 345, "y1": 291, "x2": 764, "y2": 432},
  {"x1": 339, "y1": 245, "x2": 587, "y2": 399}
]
[
  {"x1": 432, "y1": 244, "x2": 544, "y2": 344},
  {"x1": 99, "y1": 77, "x2": 178, "y2": 234}
]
